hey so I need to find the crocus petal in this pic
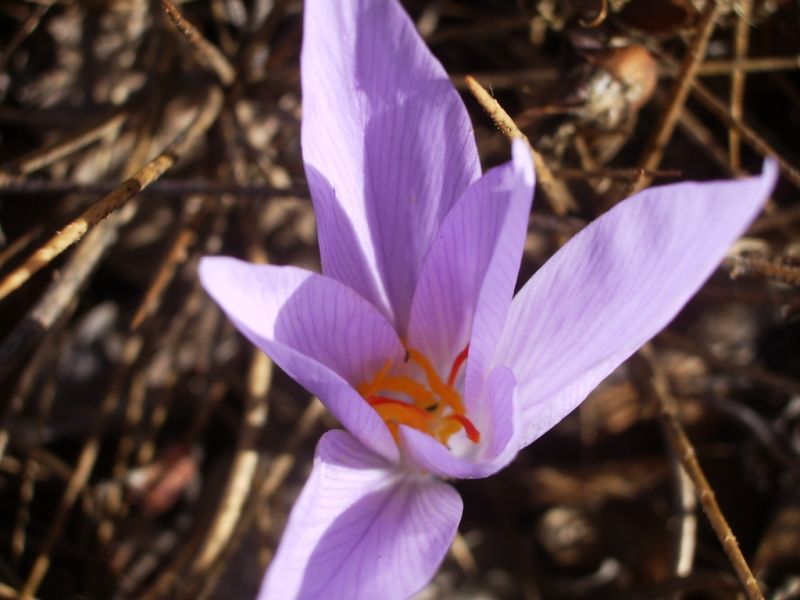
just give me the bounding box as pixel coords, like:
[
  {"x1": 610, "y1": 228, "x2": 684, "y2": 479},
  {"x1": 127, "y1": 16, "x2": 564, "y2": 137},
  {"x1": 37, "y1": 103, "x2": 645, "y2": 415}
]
[
  {"x1": 463, "y1": 140, "x2": 535, "y2": 417},
  {"x1": 302, "y1": 0, "x2": 480, "y2": 332},
  {"x1": 198, "y1": 257, "x2": 403, "y2": 461},
  {"x1": 400, "y1": 366, "x2": 519, "y2": 479},
  {"x1": 407, "y1": 139, "x2": 535, "y2": 395},
  {"x1": 495, "y1": 160, "x2": 778, "y2": 448},
  {"x1": 260, "y1": 430, "x2": 462, "y2": 600}
]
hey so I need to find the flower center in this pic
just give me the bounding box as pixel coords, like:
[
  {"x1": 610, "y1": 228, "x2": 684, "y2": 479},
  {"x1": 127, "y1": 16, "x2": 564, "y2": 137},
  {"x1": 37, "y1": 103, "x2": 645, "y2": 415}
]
[{"x1": 356, "y1": 345, "x2": 480, "y2": 447}]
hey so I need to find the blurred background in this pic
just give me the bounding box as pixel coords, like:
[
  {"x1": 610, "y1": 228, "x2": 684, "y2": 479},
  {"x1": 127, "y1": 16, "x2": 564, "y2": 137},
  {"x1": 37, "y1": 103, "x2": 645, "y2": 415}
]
[{"x1": 0, "y1": 0, "x2": 799, "y2": 598}]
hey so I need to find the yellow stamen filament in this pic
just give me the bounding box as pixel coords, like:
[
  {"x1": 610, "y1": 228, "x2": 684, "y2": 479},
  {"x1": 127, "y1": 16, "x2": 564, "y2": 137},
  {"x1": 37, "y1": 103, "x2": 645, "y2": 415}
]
[{"x1": 357, "y1": 345, "x2": 479, "y2": 447}]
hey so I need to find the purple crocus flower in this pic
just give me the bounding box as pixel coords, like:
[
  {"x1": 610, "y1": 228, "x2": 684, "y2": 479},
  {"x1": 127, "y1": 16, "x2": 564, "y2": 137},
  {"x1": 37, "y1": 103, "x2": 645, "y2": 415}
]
[{"x1": 199, "y1": 0, "x2": 777, "y2": 598}]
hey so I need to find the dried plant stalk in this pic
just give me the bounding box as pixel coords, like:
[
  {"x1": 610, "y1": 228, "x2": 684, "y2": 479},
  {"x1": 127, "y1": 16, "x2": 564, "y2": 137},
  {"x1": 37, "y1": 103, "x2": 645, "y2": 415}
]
[
  {"x1": 634, "y1": 0, "x2": 722, "y2": 193},
  {"x1": 464, "y1": 74, "x2": 577, "y2": 215},
  {"x1": 730, "y1": 0, "x2": 753, "y2": 170},
  {"x1": 161, "y1": 0, "x2": 236, "y2": 86},
  {"x1": 642, "y1": 346, "x2": 764, "y2": 600},
  {"x1": 0, "y1": 87, "x2": 224, "y2": 302}
]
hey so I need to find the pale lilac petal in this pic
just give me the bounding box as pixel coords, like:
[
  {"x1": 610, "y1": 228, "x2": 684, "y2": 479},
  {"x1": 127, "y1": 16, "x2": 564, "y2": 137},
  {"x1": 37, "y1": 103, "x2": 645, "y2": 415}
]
[
  {"x1": 407, "y1": 139, "x2": 535, "y2": 391},
  {"x1": 302, "y1": 0, "x2": 480, "y2": 331},
  {"x1": 495, "y1": 160, "x2": 778, "y2": 448},
  {"x1": 198, "y1": 257, "x2": 403, "y2": 461},
  {"x1": 400, "y1": 366, "x2": 519, "y2": 479},
  {"x1": 463, "y1": 140, "x2": 535, "y2": 416},
  {"x1": 259, "y1": 430, "x2": 462, "y2": 600}
]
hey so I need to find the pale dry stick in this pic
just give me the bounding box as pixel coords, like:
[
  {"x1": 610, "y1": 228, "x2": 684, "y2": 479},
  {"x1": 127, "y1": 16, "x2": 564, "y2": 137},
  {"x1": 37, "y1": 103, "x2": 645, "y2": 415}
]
[
  {"x1": 672, "y1": 464, "x2": 698, "y2": 577},
  {"x1": 19, "y1": 335, "x2": 144, "y2": 599},
  {"x1": 729, "y1": 0, "x2": 753, "y2": 171},
  {"x1": 188, "y1": 349, "x2": 272, "y2": 578},
  {"x1": 0, "y1": 87, "x2": 224, "y2": 302},
  {"x1": 689, "y1": 79, "x2": 800, "y2": 190},
  {"x1": 449, "y1": 532, "x2": 479, "y2": 577},
  {"x1": 641, "y1": 346, "x2": 764, "y2": 600},
  {"x1": 0, "y1": 86, "x2": 203, "y2": 387},
  {"x1": 161, "y1": 0, "x2": 235, "y2": 86},
  {"x1": 633, "y1": 0, "x2": 722, "y2": 194},
  {"x1": 185, "y1": 194, "x2": 272, "y2": 584},
  {"x1": 698, "y1": 56, "x2": 800, "y2": 76},
  {"x1": 0, "y1": 581, "x2": 33, "y2": 600},
  {"x1": 0, "y1": 111, "x2": 127, "y2": 183},
  {"x1": 724, "y1": 254, "x2": 800, "y2": 286},
  {"x1": 656, "y1": 406, "x2": 698, "y2": 578},
  {"x1": 464, "y1": 74, "x2": 577, "y2": 215}
]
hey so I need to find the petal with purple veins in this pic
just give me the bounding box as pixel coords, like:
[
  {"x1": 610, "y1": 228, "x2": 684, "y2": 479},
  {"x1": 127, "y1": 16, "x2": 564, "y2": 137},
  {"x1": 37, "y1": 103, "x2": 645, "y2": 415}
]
[
  {"x1": 199, "y1": 257, "x2": 403, "y2": 461},
  {"x1": 302, "y1": 0, "x2": 481, "y2": 332},
  {"x1": 407, "y1": 139, "x2": 535, "y2": 405},
  {"x1": 259, "y1": 430, "x2": 462, "y2": 600},
  {"x1": 495, "y1": 160, "x2": 778, "y2": 448}
]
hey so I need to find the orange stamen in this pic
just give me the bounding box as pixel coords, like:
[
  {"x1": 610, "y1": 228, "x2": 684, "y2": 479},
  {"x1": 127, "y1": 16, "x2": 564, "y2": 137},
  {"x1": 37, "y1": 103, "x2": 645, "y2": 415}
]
[
  {"x1": 379, "y1": 376, "x2": 437, "y2": 406},
  {"x1": 357, "y1": 347, "x2": 481, "y2": 447},
  {"x1": 356, "y1": 358, "x2": 393, "y2": 397},
  {"x1": 406, "y1": 348, "x2": 464, "y2": 413},
  {"x1": 447, "y1": 345, "x2": 469, "y2": 386},
  {"x1": 369, "y1": 396, "x2": 432, "y2": 435}
]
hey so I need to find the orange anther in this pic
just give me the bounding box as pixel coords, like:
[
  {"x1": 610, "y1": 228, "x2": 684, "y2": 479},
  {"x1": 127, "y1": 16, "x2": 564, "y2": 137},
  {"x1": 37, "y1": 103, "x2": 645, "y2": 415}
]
[{"x1": 358, "y1": 348, "x2": 481, "y2": 447}]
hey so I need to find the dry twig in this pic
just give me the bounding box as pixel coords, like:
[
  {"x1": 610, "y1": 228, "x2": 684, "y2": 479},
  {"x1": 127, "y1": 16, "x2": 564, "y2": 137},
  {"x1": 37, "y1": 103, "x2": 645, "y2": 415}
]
[
  {"x1": 0, "y1": 87, "x2": 223, "y2": 302},
  {"x1": 633, "y1": 0, "x2": 722, "y2": 193},
  {"x1": 161, "y1": 0, "x2": 236, "y2": 86},
  {"x1": 641, "y1": 345, "x2": 764, "y2": 600},
  {"x1": 464, "y1": 74, "x2": 577, "y2": 215}
]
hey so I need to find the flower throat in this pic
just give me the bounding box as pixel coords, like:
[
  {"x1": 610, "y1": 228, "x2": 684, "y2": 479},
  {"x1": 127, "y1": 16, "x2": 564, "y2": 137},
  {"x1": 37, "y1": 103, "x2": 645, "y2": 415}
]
[{"x1": 357, "y1": 346, "x2": 480, "y2": 447}]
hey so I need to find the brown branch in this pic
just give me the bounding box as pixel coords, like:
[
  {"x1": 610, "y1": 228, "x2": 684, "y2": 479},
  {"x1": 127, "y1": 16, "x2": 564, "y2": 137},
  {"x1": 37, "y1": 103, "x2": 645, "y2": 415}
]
[
  {"x1": 464, "y1": 74, "x2": 577, "y2": 215},
  {"x1": 689, "y1": 79, "x2": 800, "y2": 190},
  {"x1": 729, "y1": 0, "x2": 752, "y2": 171},
  {"x1": 0, "y1": 87, "x2": 223, "y2": 302},
  {"x1": 633, "y1": 0, "x2": 722, "y2": 193},
  {"x1": 724, "y1": 253, "x2": 800, "y2": 287},
  {"x1": 698, "y1": 55, "x2": 800, "y2": 76},
  {"x1": 641, "y1": 346, "x2": 764, "y2": 600},
  {"x1": 161, "y1": 0, "x2": 235, "y2": 86}
]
